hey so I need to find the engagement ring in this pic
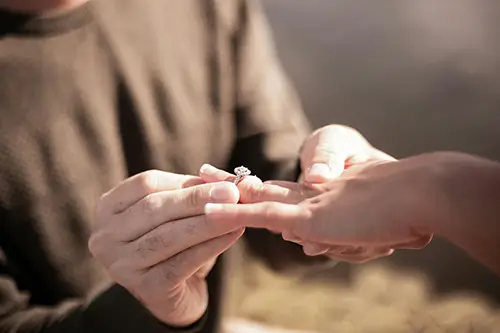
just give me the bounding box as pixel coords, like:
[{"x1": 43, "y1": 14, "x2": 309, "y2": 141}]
[{"x1": 233, "y1": 166, "x2": 251, "y2": 185}]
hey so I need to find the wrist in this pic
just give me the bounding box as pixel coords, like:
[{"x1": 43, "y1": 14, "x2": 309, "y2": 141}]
[{"x1": 147, "y1": 300, "x2": 208, "y2": 329}]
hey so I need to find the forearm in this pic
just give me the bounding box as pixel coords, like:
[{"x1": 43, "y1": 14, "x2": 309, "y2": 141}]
[{"x1": 426, "y1": 152, "x2": 500, "y2": 274}]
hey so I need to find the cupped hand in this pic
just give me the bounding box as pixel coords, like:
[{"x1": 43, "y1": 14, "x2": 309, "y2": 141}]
[
  {"x1": 88, "y1": 170, "x2": 244, "y2": 327},
  {"x1": 295, "y1": 125, "x2": 397, "y2": 257},
  {"x1": 198, "y1": 125, "x2": 401, "y2": 261}
]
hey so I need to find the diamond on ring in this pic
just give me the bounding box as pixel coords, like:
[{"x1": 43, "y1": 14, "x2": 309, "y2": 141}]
[{"x1": 233, "y1": 166, "x2": 251, "y2": 185}]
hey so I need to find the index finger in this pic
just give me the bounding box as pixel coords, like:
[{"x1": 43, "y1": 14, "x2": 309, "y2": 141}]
[
  {"x1": 204, "y1": 201, "x2": 310, "y2": 233},
  {"x1": 199, "y1": 164, "x2": 235, "y2": 182},
  {"x1": 100, "y1": 170, "x2": 203, "y2": 214}
]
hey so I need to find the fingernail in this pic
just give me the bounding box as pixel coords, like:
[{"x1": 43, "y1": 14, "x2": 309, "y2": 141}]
[
  {"x1": 307, "y1": 163, "x2": 332, "y2": 180},
  {"x1": 200, "y1": 163, "x2": 218, "y2": 176},
  {"x1": 209, "y1": 183, "x2": 239, "y2": 202},
  {"x1": 204, "y1": 203, "x2": 224, "y2": 215}
]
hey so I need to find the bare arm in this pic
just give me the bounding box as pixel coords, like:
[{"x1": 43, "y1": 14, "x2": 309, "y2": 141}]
[
  {"x1": 205, "y1": 150, "x2": 500, "y2": 274},
  {"x1": 428, "y1": 152, "x2": 500, "y2": 274}
]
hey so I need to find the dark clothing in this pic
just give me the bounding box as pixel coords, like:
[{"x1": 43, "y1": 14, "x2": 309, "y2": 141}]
[{"x1": 0, "y1": 0, "x2": 312, "y2": 332}]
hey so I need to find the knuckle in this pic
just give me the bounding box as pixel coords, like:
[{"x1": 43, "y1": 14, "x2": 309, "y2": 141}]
[
  {"x1": 243, "y1": 183, "x2": 266, "y2": 203},
  {"x1": 88, "y1": 229, "x2": 110, "y2": 257},
  {"x1": 137, "y1": 232, "x2": 169, "y2": 256},
  {"x1": 183, "y1": 220, "x2": 200, "y2": 236},
  {"x1": 87, "y1": 235, "x2": 101, "y2": 256},
  {"x1": 88, "y1": 229, "x2": 121, "y2": 268},
  {"x1": 136, "y1": 170, "x2": 162, "y2": 194},
  {"x1": 186, "y1": 186, "x2": 205, "y2": 208},
  {"x1": 139, "y1": 194, "x2": 163, "y2": 217}
]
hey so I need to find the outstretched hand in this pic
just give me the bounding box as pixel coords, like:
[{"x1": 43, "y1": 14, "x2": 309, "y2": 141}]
[
  {"x1": 200, "y1": 124, "x2": 437, "y2": 264},
  {"x1": 204, "y1": 159, "x2": 434, "y2": 263}
]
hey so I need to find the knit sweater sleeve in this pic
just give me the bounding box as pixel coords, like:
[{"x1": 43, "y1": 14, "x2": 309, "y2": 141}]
[{"x1": 0, "y1": 253, "x2": 207, "y2": 333}]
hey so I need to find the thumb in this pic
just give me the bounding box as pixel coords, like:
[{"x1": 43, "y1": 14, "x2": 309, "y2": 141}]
[
  {"x1": 305, "y1": 156, "x2": 345, "y2": 184},
  {"x1": 302, "y1": 125, "x2": 372, "y2": 183},
  {"x1": 302, "y1": 132, "x2": 347, "y2": 184}
]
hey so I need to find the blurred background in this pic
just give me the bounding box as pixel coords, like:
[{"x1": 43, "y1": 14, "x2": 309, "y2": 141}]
[{"x1": 224, "y1": 1, "x2": 500, "y2": 332}]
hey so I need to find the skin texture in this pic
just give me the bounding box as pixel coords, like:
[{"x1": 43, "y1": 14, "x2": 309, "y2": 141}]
[
  {"x1": 89, "y1": 124, "x2": 370, "y2": 327},
  {"x1": 89, "y1": 124, "x2": 500, "y2": 329},
  {"x1": 204, "y1": 159, "x2": 435, "y2": 262},
  {"x1": 89, "y1": 171, "x2": 247, "y2": 327},
  {"x1": 204, "y1": 127, "x2": 500, "y2": 274},
  {"x1": 297, "y1": 125, "x2": 399, "y2": 257},
  {"x1": 201, "y1": 125, "x2": 403, "y2": 262}
]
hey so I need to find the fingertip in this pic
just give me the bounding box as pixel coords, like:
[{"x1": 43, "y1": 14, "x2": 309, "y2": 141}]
[
  {"x1": 199, "y1": 164, "x2": 219, "y2": 183},
  {"x1": 200, "y1": 164, "x2": 233, "y2": 183},
  {"x1": 200, "y1": 163, "x2": 217, "y2": 175},
  {"x1": 209, "y1": 182, "x2": 240, "y2": 203}
]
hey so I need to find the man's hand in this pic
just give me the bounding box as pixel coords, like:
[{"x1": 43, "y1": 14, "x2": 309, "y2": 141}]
[
  {"x1": 88, "y1": 170, "x2": 244, "y2": 327},
  {"x1": 203, "y1": 160, "x2": 436, "y2": 264}
]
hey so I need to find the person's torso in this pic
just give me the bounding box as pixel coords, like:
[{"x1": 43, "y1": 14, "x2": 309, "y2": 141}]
[{"x1": 0, "y1": 0, "x2": 238, "y2": 323}]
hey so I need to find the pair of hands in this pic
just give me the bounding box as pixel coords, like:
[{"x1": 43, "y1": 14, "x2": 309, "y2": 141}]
[
  {"x1": 207, "y1": 125, "x2": 433, "y2": 261},
  {"x1": 88, "y1": 125, "x2": 433, "y2": 328}
]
